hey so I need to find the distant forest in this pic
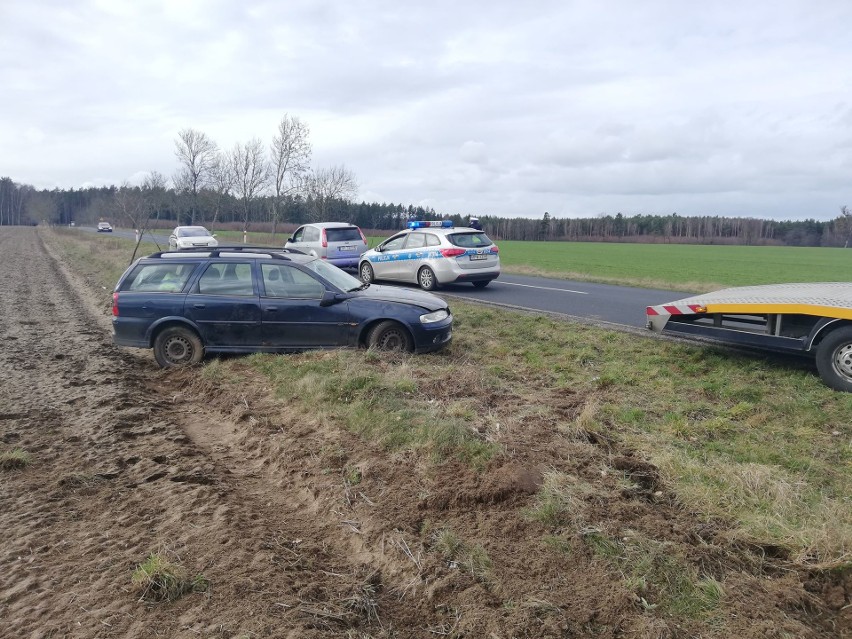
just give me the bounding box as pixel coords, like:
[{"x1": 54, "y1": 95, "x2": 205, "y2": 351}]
[{"x1": 2, "y1": 175, "x2": 850, "y2": 247}]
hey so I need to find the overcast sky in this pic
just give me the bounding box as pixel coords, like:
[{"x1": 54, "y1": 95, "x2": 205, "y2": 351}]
[{"x1": 2, "y1": 1, "x2": 851, "y2": 221}]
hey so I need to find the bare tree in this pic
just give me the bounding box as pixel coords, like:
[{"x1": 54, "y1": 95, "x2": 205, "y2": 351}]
[
  {"x1": 840, "y1": 206, "x2": 852, "y2": 248},
  {"x1": 229, "y1": 138, "x2": 268, "y2": 234},
  {"x1": 174, "y1": 128, "x2": 218, "y2": 225},
  {"x1": 269, "y1": 115, "x2": 311, "y2": 239},
  {"x1": 301, "y1": 165, "x2": 358, "y2": 222},
  {"x1": 205, "y1": 151, "x2": 234, "y2": 226}
]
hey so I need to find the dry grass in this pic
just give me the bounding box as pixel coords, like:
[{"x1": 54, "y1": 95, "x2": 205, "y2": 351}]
[
  {"x1": 131, "y1": 552, "x2": 208, "y2": 602},
  {"x1": 0, "y1": 448, "x2": 32, "y2": 470}
]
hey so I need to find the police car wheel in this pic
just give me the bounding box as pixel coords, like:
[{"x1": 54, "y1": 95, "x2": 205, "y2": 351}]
[
  {"x1": 367, "y1": 320, "x2": 413, "y2": 352},
  {"x1": 418, "y1": 266, "x2": 438, "y2": 291},
  {"x1": 472, "y1": 280, "x2": 489, "y2": 289},
  {"x1": 360, "y1": 262, "x2": 374, "y2": 284}
]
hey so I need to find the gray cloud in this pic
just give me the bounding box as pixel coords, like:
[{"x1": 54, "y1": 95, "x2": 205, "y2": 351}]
[{"x1": 1, "y1": 0, "x2": 851, "y2": 220}]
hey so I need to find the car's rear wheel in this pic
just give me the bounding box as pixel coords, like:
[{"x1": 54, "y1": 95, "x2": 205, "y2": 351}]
[
  {"x1": 418, "y1": 266, "x2": 438, "y2": 291},
  {"x1": 816, "y1": 327, "x2": 852, "y2": 392},
  {"x1": 153, "y1": 326, "x2": 204, "y2": 368},
  {"x1": 472, "y1": 280, "x2": 490, "y2": 289},
  {"x1": 360, "y1": 262, "x2": 374, "y2": 284},
  {"x1": 367, "y1": 320, "x2": 414, "y2": 352}
]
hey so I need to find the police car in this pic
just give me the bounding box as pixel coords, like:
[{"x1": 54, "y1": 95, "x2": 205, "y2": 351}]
[{"x1": 358, "y1": 221, "x2": 500, "y2": 290}]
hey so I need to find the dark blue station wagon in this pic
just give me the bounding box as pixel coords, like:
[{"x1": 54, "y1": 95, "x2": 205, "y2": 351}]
[{"x1": 112, "y1": 247, "x2": 453, "y2": 367}]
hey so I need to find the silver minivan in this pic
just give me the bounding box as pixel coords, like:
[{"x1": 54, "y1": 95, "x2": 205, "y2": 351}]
[{"x1": 284, "y1": 222, "x2": 368, "y2": 269}]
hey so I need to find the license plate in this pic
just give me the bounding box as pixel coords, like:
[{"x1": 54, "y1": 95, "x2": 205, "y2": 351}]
[
  {"x1": 470, "y1": 254, "x2": 487, "y2": 260},
  {"x1": 339, "y1": 246, "x2": 355, "y2": 251}
]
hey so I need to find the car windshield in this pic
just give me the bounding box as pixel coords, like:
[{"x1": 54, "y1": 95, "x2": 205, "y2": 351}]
[
  {"x1": 178, "y1": 228, "x2": 211, "y2": 237},
  {"x1": 448, "y1": 232, "x2": 493, "y2": 248},
  {"x1": 303, "y1": 259, "x2": 364, "y2": 291},
  {"x1": 325, "y1": 227, "x2": 362, "y2": 242}
]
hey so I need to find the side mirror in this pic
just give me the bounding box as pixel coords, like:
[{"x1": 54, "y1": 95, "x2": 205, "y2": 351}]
[
  {"x1": 212, "y1": 234, "x2": 217, "y2": 238},
  {"x1": 287, "y1": 237, "x2": 295, "y2": 243},
  {"x1": 319, "y1": 290, "x2": 343, "y2": 307},
  {"x1": 374, "y1": 245, "x2": 383, "y2": 253}
]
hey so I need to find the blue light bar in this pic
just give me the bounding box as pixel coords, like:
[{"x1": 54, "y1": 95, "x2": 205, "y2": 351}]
[{"x1": 406, "y1": 220, "x2": 453, "y2": 229}]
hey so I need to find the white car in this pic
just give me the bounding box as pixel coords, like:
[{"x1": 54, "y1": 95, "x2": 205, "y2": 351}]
[
  {"x1": 97, "y1": 222, "x2": 113, "y2": 232},
  {"x1": 359, "y1": 220, "x2": 500, "y2": 290},
  {"x1": 169, "y1": 226, "x2": 218, "y2": 250}
]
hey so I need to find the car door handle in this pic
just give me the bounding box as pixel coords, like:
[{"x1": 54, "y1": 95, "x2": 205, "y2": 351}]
[
  {"x1": 193, "y1": 303, "x2": 206, "y2": 309},
  {"x1": 265, "y1": 306, "x2": 278, "y2": 312}
]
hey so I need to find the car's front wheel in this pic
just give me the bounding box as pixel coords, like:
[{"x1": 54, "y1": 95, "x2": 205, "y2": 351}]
[
  {"x1": 418, "y1": 266, "x2": 438, "y2": 291},
  {"x1": 153, "y1": 326, "x2": 204, "y2": 368},
  {"x1": 367, "y1": 320, "x2": 414, "y2": 352},
  {"x1": 360, "y1": 262, "x2": 374, "y2": 284},
  {"x1": 816, "y1": 327, "x2": 852, "y2": 392}
]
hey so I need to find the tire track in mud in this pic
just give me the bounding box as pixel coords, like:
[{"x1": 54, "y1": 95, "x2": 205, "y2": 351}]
[{"x1": 0, "y1": 229, "x2": 409, "y2": 638}]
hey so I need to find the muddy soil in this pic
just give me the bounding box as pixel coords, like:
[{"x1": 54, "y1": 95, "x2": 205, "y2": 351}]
[{"x1": 0, "y1": 227, "x2": 849, "y2": 638}]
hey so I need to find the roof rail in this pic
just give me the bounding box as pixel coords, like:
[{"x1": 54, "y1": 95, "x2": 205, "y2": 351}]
[{"x1": 147, "y1": 245, "x2": 307, "y2": 260}]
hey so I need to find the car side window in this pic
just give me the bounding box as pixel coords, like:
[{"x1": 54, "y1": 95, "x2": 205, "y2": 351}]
[
  {"x1": 292, "y1": 227, "x2": 304, "y2": 242},
  {"x1": 404, "y1": 233, "x2": 426, "y2": 250},
  {"x1": 381, "y1": 234, "x2": 407, "y2": 251},
  {"x1": 197, "y1": 262, "x2": 255, "y2": 296},
  {"x1": 304, "y1": 227, "x2": 320, "y2": 242},
  {"x1": 426, "y1": 234, "x2": 440, "y2": 247},
  {"x1": 124, "y1": 263, "x2": 195, "y2": 292},
  {"x1": 261, "y1": 264, "x2": 325, "y2": 299}
]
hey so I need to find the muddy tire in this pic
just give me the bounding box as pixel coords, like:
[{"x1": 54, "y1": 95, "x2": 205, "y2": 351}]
[
  {"x1": 153, "y1": 326, "x2": 204, "y2": 368},
  {"x1": 367, "y1": 320, "x2": 414, "y2": 352},
  {"x1": 815, "y1": 327, "x2": 852, "y2": 392},
  {"x1": 418, "y1": 266, "x2": 438, "y2": 291},
  {"x1": 359, "y1": 262, "x2": 374, "y2": 284}
]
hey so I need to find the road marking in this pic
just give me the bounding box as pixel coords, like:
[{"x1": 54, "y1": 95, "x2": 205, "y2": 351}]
[{"x1": 494, "y1": 281, "x2": 588, "y2": 295}]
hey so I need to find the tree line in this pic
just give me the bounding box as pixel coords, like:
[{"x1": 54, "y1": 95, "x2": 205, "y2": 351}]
[{"x1": 1, "y1": 114, "x2": 850, "y2": 247}]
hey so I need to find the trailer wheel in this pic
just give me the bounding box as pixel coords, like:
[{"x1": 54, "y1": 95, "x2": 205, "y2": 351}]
[{"x1": 815, "y1": 327, "x2": 852, "y2": 392}]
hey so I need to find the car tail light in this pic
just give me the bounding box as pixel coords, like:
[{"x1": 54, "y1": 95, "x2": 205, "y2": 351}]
[
  {"x1": 321, "y1": 229, "x2": 328, "y2": 248},
  {"x1": 112, "y1": 292, "x2": 119, "y2": 316},
  {"x1": 490, "y1": 245, "x2": 499, "y2": 254},
  {"x1": 359, "y1": 228, "x2": 367, "y2": 244},
  {"x1": 440, "y1": 248, "x2": 466, "y2": 257}
]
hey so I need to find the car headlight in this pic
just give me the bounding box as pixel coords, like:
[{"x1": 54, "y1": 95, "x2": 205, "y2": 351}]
[{"x1": 420, "y1": 309, "x2": 449, "y2": 324}]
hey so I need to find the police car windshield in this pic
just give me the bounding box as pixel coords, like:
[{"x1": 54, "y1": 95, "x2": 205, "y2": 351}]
[
  {"x1": 304, "y1": 258, "x2": 363, "y2": 291},
  {"x1": 448, "y1": 232, "x2": 492, "y2": 248}
]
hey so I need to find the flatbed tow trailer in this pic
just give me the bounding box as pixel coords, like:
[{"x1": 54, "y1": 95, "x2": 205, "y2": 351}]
[{"x1": 646, "y1": 282, "x2": 852, "y2": 392}]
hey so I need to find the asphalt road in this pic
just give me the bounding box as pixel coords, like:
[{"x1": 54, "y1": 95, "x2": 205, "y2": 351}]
[{"x1": 78, "y1": 226, "x2": 687, "y2": 329}]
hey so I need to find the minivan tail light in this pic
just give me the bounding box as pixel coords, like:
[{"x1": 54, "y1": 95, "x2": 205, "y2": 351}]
[
  {"x1": 321, "y1": 229, "x2": 328, "y2": 248},
  {"x1": 440, "y1": 248, "x2": 466, "y2": 257},
  {"x1": 490, "y1": 245, "x2": 499, "y2": 254},
  {"x1": 112, "y1": 292, "x2": 119, "y2": 316},
  {"x1": 359, "y1": 228, "x2": 367, "y2": 244}
]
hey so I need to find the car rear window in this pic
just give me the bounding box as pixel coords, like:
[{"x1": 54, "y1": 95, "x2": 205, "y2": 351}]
[
  {"x1": 325, "y1": 227, "x2": 363, "y2": 243},
  {"x1": 448, "y1": 232, "x2": 493, "y2": 248}
]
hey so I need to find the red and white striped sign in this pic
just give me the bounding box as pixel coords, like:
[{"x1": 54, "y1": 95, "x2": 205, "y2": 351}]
[{"x1": 646, "y1": 303, "x2": 705, "y2": 316}]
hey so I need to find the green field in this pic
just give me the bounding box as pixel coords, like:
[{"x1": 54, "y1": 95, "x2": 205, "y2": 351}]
[
  {"x1": 496, "y1": 242, "x2": 852, "y2": 292},
  {"x1": 122, "y1": 227, "x2": 852, "y2": 292}
]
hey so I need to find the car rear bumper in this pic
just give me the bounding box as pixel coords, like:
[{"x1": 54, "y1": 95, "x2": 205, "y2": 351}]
[{"x1": 326, "y1": 256, "x2": 361, "y2": 269}]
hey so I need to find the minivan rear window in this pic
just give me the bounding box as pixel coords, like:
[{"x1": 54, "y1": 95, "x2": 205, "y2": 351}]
[{"x1": 326, "y1": 227, "x2": 363, "y2": 243}]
